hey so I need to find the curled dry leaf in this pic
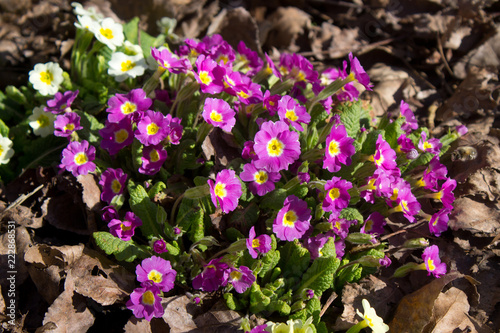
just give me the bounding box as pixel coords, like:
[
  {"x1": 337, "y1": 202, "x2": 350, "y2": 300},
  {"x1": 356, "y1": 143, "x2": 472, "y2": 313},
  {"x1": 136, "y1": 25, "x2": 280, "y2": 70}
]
[
  {"x1": 201, "y1": 128, "x2": 241, "y2": 167},
  {"x1": 261, "y1": 7, "x2": 311, "y2": 53},
  {"x1": 161, "y1": 295, "x2": 201, "y2": 333},
  {"x1": 310, "y1": 22, "x2": 364, "y2": 60},
  {"x1": 0, "y1": 201, "x2": 44, "y2": 229},
  {"x1": 0, "y1": 226, "x2": 32, "y2": 288},
  {"x1": 193, "y1": 300, "x2": 242, "y2": 332}
]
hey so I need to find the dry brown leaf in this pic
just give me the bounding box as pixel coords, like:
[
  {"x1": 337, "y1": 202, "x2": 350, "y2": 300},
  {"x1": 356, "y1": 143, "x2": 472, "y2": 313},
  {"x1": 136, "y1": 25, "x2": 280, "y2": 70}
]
[
  {"x1": 0, "y1": 202, "x2": 44, "y2": 229},
  {"x1": 0, "y1": 226, "x2": 32, "y2": 288},
  {"x1": 310, "y1": 22, "x2": 364, "y2": 60},
  {"x1": 262, "y1": 7, "x2": 311, "y2": 53},
  {"x1": 201, "y1": 127, "x2": 241, "y2": 167},
  {"x1": 77, "y1": 174, "x2": 101, "y2": 211},
  {"x1": 161, "y1": 295, "x2": 202, "y2": 332},
  {"x1": 449, "y1": 197, "x2": 500, "y2": 236},
  {"x1": 193, "y1": 299, "x2": 242, "y2": 332},
  {"x1": 24, "y1": 244, "x2": 84, "y2": 270}
]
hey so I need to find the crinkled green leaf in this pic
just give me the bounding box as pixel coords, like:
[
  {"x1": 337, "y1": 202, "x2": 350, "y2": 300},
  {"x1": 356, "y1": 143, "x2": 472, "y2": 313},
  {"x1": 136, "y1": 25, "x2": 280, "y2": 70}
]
[
  {"x1": 123, "y1": 17, "x2": 139, "y2": 44},
  {"x1": 147, "y1": 181, "x2": 166, "y2": 199},
  {"x1": 139, "y1": 30, "x2": 165, "y2": 59},
  {"x1": 176, "y1": 197, "x2": 204, "y2": 243},
  {"x1": 128, "y1": 181, "x2": 162, "y2": 240},
  {"x1": 258, "y1": 248, "x2": 280, "y2": 279},
  {"x1": 335, "y1": 262, "x2": 363, "y2": 288},
  {"x1": 0, "y1": 118, "x2": 9, "y2": 137},
  {"x1": 93, "y1": 231, "x2": 149, "y2": 262},
  {"x1": 278, "y1": 240, "x2": 311, "y2": 278},
  {"x1": 260, "y1": 188, "x2": 287, "y2": 210},
  {"x1": 361, "y1": 129, "x2": 384, "y2": 155},
  {"x1": 229, "y1": 202, "x2": 259, "y2": 229},
  {"x1": 338, "y1": 101, "x2": 368, "y2": 138},
  {"x1": 383, "y1": 116, "x2": 405, "y2": 148},
  {"x1": 76, "y1": 110, "x2": 104, "y2": 144},
  {"x1": 339, "y1": 207, "x2": 364, "y2": 225},
  {"x1": 267, "y1": 300, "x2": 291, "y2": 316},
  {"x1": 297, "y1": 256, "x2": 340, "y2": 297},
  {"x1": 250, "y1": 283, "x2": 271, "y2": 313}
]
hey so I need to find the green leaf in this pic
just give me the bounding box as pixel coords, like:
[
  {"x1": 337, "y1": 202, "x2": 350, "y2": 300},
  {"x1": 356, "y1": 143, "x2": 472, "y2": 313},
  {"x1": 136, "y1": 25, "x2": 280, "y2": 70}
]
[
  {"x1": 267, "y1": 300, "x2": 291, "y2": 316},
  {"x1": 5, "y1": 85, "x2": 28, "y2": 106},
  {"x1": 0, "y1": 119, "x2": 9, "y2": 137},
  {"x1": 305, "y1": 125, "x2": 319, "y2": 151},
  {"x1": 123, "y1": 17, "x2": 140, "y2": 44},
  {"x1": 128, "y1": 181, "x2": 162, "y2": 240},
  {"x1": 338, "y1": 101, "x2": 367, "y2": 138},
  {"x1": 76, "y1": 111, "x2": 104, "y2": 144},
  {"x1": 148, "y1": 181, "x2": 166, "y2": 200},
  {"x1": 139, "y1": 30, "x2": 165, "y2": 58},
  {"x1": 383, "y1": 116, "x2": 405, "y2": 148},
  {"x1": 229, "y1": 202, "x2": 259, "y2": 229},
  {"x1": 339, "y1": 207, "x2": 364, "y2": 225},
  {"x1": 258, "y1": 248, "x2": 280, "y2": 279},
  {"x1": 361, "y1": 129, "x2": 384, "y2": 155},
  {"x1": 297, "y1": 256, "x2": 340, "y2": 297},
  {"x1": 335, "y1": 262, "x2": 363, "y2": 288},
  {"x1": 278, "y1": 240, "x2": 311, "y2": 278},
  {"x1": 93, "y1": 231, "x2": 149, "y2": 262},
  {"x1": 260, "y1": 188, "x2": 287, "y2": 210},
  {"x1": 249, "y1": 283, "x2": 271, "y2": 313},
  {"x1": 176, "y1": 197, "x2": 204, "y2": 243}
]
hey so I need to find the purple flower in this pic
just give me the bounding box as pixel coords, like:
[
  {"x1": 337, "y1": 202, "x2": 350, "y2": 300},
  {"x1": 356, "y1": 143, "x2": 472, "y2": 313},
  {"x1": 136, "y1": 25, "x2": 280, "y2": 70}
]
[
  {"x1": 421, "y1": 245, "x2": 447, "y2": 278},
  {"x1": 139, "y1": 144, "x2": 168, "y2": 175},
  {"x1": 240, "y1": 162, "x2": 280, "y2": 196},
  {"x1": 99, "y1": 168, "x2": 128, "y2": 204},
  {"x1": 322, "y1": 177, "x2": 352, "y2": 214},
  {"x1": 277, "y1": 95, "x2": 311, "y2": 131},
  {"x1": 101, "y1": 205, "x2": 119, "y2": 222},
  {"x1": 228, "y1": 266, "x2": 255, "y2": 293},
  {"x1": 456, "y1": 125, "x2": 468, "y2": 136},
  {"x1": 323, "y1": 123, "x2": 355, "y2": 173},
  {"x1": 263, "y1": 90, "x2": 280, "y2": 116},
  {"x1": 319, "y1": 65, "x2": 359, "y2": 102},
  {"x1": 164, "y1": 114, "x2": 183, "y2": 145},
  {"x1": 246, "y1": 226, "x2": 272, "y2": 259},
  {"x1": 400, "y1": 100, "x2": 418, "y2": 133},
  {"x1": 236, "y1": 41, "x2": 263, "y2": 75},
  {"x1": 430, "y1": 178, "x2": 456, "y2": 209},
  {"x1": 202, "y1": 98, "x2": 235, "y2": 132},
  {"x1": 54, "y1": 112, "x2": 83, "y2": 138},
  {"x1": 388, "y1": 184, "x2": 421, "y2": 223},
  {"x1": 304, "y1": 233, "x2": 330, "y2": 260},
  {"x1": 348, "y1": 52, "x2": 373, "y2": 91},
  {"x1": 153, "y1": 239, "x2": 168, "y2": 254},
  {"x1": 280, "y1": 53, "x2": 318, "y2": 83},
  {"x1": 208, "y1": 169, "x2": 242, "y2": 213},
  {"x1": 151, "y1": 47, "x2": 191, "y2": 74},
  {"x1": 108, "y1": 211, "x2": 142, "y2": 241},
  {"x1": 234, "y1": 76, "x2": 263, "y2": 105},
  {"x1": 416, "y1": 156, "x2": 448, "y2": 190},
  {"x1": 192, "y1": 258, "x2": 230, "y2": 292},
  {"x1": 379, "y1": 256, "x2": 391, "y2": 267},
  {"x1": 126, "y1": 285, "x2": 163, "y2": 321},
  {"x1": 397, "y1": 134, "x2": 416, "y2": 154},
  {"x1": 194, "y1": 55, "x2": 225, "y2": 94},
  {"x1": 106, "y1": 88, "x2": 152, "y2": 123},
  {"x1": 360, "y1": 212, "x2": 386, "y2": 236},
  {"x1": 254, "y1": 120, "x2": 301, "y2": 172},
  {"x1": 329, "y1": 217, "x2": 357, "y2": 240},
  {"x1": 210, "y1": 40, "x2": 235, "y2": 65},
  {"x1": 135, "y1": 110, "x2": 169, "y2": 146},
  {"x1": 242, "y1": 141, "x2": 257, "y2": 160},
  {"x1": 99, "y1": 118, "x2": 134, "y2": 155},
  {"x1": 273, "y1": 195, "x2": 311, "y2": 241},
  {"x1": 428, "y1": 208, "x2": 450, "y2": 237},
  {"x1": 264, "y1": 53, "x2": 281, "y2": 79},
  {"x1": 136, "y1": 256, "x2": 177, "y2": 292},
  {"x1": 418, "y1": 131, "x2": 442, "y2": 155},
  {"x1": 249, "y1": 324, "x2": 268, "y2": 333},
  {"x1": 59, "y1": 140, "x2": 96, "y2": 177},
  {"x1": 45, "y1": 90, "x2": 79, "y2": 114},
  {"x1": 371, "y1": 134, "x2": 398, "y2": 171}
]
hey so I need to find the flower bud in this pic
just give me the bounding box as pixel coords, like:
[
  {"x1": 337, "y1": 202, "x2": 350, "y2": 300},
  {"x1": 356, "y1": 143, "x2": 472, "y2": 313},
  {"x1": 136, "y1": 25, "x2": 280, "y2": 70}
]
[
  {"x1": 402, "y1": 238, "x2": 429, "y2": 249},
  {"x1": 346, "y1": 232, "x2": 374, "y2": 244}
]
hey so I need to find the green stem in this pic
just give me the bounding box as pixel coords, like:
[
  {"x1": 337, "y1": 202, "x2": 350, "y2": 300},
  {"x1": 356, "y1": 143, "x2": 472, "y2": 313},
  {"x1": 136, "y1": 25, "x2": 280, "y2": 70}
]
[{"x1": 346, "y1": 320, "x2": 368, "y2": 333}]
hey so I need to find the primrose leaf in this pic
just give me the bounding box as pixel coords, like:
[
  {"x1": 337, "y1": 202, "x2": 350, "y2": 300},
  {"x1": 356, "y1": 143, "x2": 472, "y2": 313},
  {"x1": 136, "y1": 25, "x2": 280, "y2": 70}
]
[
  {"x1": 297, "y1": 256, "x2": 340, "y2": 297},
  {"x1": 338, "y1": 101, "x2": 368, "y2": 138},
  {"x1": 76, "y1": 111, "x2": 104, "y2": 145},
  {"x1": 176, "y1": 197, "x2": 204, "y2": 243},
  {"x1": 384, "y1": 116, "x2": 405, "y2": 148},
  {"x1": 278, "y1": 240, "x2": 310, "y2": 278},
  {"x1": 128, "y1": 181, "x2": 162, "y2": 240},
  {"x1": 147, "y1": 181, "x2": 166, "y2": 200},
  {"x1": 267, "y1": 300, "x2": 291, "y2": 316},
  {"x1": 123, "y1": 17, "x2": 139, "y2": 44},
  {"x1": 93, "y1": 231, "x2": 149, "y2": 262},
  {"x1": 249, "y1": 283, "x2": 271, "y2": 314},
  {"x1": 258, "y1": 248, "x2": 280, "y2": 279},
  {"x1": 335, "y1": 262, "x2": 363, "y2": 288},
  {"x1": 339, "y1": 207, "x2": 364, "y2": 225}
]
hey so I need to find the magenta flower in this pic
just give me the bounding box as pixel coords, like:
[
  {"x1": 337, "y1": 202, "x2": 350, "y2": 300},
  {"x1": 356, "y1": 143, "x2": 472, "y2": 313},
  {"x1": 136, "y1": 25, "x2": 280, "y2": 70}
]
[
  {"x1": 273, "y1": 195, "x2": 311, "y2": 241},
  {"x1": 400, "y1": 100, "x2": 418, "y2": 133},
  {"x1": 208, "y1": 169, "x2": 242, "y2": 214},
  {"x1": 304, "y1": 233, "x2": 330, "y2": 260},
  {"x1": 101, "y1": 205, "x2": 119, "y2": 222},
  {"x1": 210, "y1": 40, "x2": 235, "y2": 65},
  {"x1": 323, "y1": 177, "x2": 352, "y2": 214},
  {"x1": 418, "y1": 131, "x2": 442, "y2": 155},
  {"x1": 222, "y1": 70, "x2": 245, "y2": 96},
  {"x1": 234, "y1": 76, "x2": 263, "y2": 105},
  {"x1": 416, "y1": 156, "x2": 448, "y2": 190},
  {"x1": 236, "y1": 41, "x2": 263, "y2": 75},
  {"x1": 456, "y1": 125, "x2": 468, "y2": 136},
  {"x1": 152, "y1": 239, "x2": 168, "y2": 254},
  {"x1": 60, "y1": 140, "x2": 96, "y2": 177},
  {"x1": 263, "y1": 90, "x2": 280, "y2": 116},
  {"x1": 151, "y1": 47, "x2": 191, "y2": 74},
  {"x1": 397, "y1": 134, "x2": 416, "y2": 154},
  {"x1": 135, "y1": 110, "x2": 169, "y2": 146},
  {"x1": 45, "y1": 90, "x2": 79, "y2": 114},
  {"x1": 250, "y1": 325, "x2": 268, "y2": 333},
  {"x1": 323, "y1": 123, "x2": 355, "y2": 173},
  {"x1": 329, "y1": 217, "x2": 357, "y2": 240},
  {"x1": 164, "y1": 114, "x2": 183, "y2": 145},
  {"x1": 280, "y1": 53, "x2": 318, "y2": 83},
  {"x1": 319, "y1": 65, "x2": 359, "y2": 102},
  {"x1": 253, "y1": 120, "x2": 301, "y2": 172},
  {"x1": 202, "y1": 97, "x2": 235, "y2": 132},
  {"x1": 421, "y1": 245, "x2": 447, "y2": 278},
  {"x1": 361, "y1": 212, "x2": 386, "y2": 236},
  {"x1": 388, "y1": 185, "x2": 421, "y2": 223},
  {"x1": 228, "y1": 266, "x2": 255, "y2": 293},
  {"x1": 428, "y1": 208, "x2": 450, "y2": 237},
  {"x1": 99, "y1": 168, "x2": 128, "y2": 204},
  {"x1": 194, "y1": 55, "x2": 225, "y2": 94},
  {"x1": 108, "y1": 211, "x2": 142, "y2": 241},
  {"x1": 371, "y1": 134, "x2": 398, "y2": 171},
  {"x1": 379, "y1": 256, "x2": 392, "y2": 267},
  {"x1": 136, "y1": 256, "x2": 177, "y2": 292},
  {"x1": 99, "y1": 118, "x2": 134, "y2": 155},
  {"x1": 348, "y1": 52, "x2": 373, "y2": 91},
  {"x1": 139, "y1": 144, "x2": 168, "y2": 175},
  {"x1": 277, "y1": 95, "x2": 311, "y2": 131},
  {"x1": 54, "y1": 112, "x2": 83, "y2": 138},
  {"x1": 126, "y1": 285, "x2": 163, "y2": 321},
  {"x1": 264, "y1": 53, "x2": 281, "y2": 79},
  {"x1": 240, "y1": 162, "x2": 280, "y2": 196},
  {"x1": 242, "y1": 141, "x2": 257, "y2": 160},
  {"x1": 359, "y1": 168, "x2": 395, "y2": 203},
  {"x1": 192, "y1": 258, "x2": 230, "y2": 292},
  {"x1": 106, "y1": 88, "x2": 152, "y2": 123},
  {"x1": 246, "y1": 226, "x2": 272, "y2": 259},
  {"x1": 429, "y1": 178, "x2": 456, "y2": 209}
]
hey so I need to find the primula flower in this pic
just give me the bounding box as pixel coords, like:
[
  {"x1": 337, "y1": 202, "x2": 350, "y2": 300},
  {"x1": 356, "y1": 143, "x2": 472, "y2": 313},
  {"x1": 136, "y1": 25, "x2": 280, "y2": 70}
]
[
  {"x1": 45, "y1": 90, "x2": 79, "y2": 114},
  {"x1": 151, "y1": 46, "x2": 191, "y2": 74},
  {"x1": 262, "y1": 90, "x2": 280, "y2": 116},
  {"x1": 348, "y1": 52, "x2": 373, "y2": 91},
  {"x1": 240, "y1": 162, "x2": 280, "y2": 196},
  {"x1": 253, "y1": 120, "x2": 301, "y2": 172},
  {"x1": 427, "y1": 208, "x2": 450, "y2": 237},
  {"x1": 0, "y1": 135, "x2": 14, "y2": 165},
  {"x1": 108, "y1": 52, "x2": 147, "y2": 82},
  {"x1": 323, "y1": 123, "x2": 355, "y2": 173},
  {"x1": 428, "y1": 178, "x2": 456, "y2": 209},
  {"x1": 208, "y1": 169, "x2": 242, "y2": 214},
  {"x1": 359, "y1": 169, "x2": 395, "y2": 203},
  {"x1": 108, "y1": 211, "x2": 142, "y2": 241},
  {"x1": 379, "y1": 256, "x2": 392, "y2": 267},
  {"x1": 416, "y1": 156, "x2": 448, "y2": 190},
  {"x1": 361, "y1": 212, "x2": 386, "y2": 236},
  {"x1": 210, "y1": 40, "x2": 235, "y2": 66},
  {"x1": 280, "y1": 53, "x2": 318, "y2": 83},
  {"x1": 29, "y1": 62, "x2": 63, "y2": 96},
  {"x1": 323, "y1": 177, "x2": 352, "y2": 214},
  {"x1": 371, "y1": 134, "x2": 397, "y2": 171},
  {"x1": 192, "y1": 258, "x2": 230, "y2": 292},
  {"x1": 99, "y1": 118, "x2": 134, "y2": 155},
  {"x1": 420, "y1": 245, "x2": 447, "y2": 278},
  {"x1": 277, "y1": 95, "x2": 311, "y2": 131},
  {"x1": 353, "y1": 299, "x2": 389, "y2": 333},
  {"x1": 126, "y1": 285, "x2": 163, "y2": 321},
  {"x1": 94, "y1": 17, "x2": 124, "y2": 51},
  {"x1": 264, "y1": 53, "x2": 281, "y2": 79},
  {"x1": 246, "y1": 226, "x2": 272, "y2": 259},
  {"x1": 400, "y1": 100, "x2": 418, "y2": 133},
  {"x1": 59, "y1": 140, "x2": 96, "y2": 177},
  {"x1": 248, "y1": 324, "x2": 268, "y2": 333},
  {"x1": 234, "y1": 76, "x2": 263, "y2": 105},
  {"x1": 228, "y1": 266, "x2": 255, "y2": 293},
  {"x1": 273, "y1": 195, "x2": 311, "y2": 241},
  {"x1": 164, "y1": 114, "x2": 183, "y2": 145},
  {"x1": 107, "y1": 88, "x2": 152, "y2": 123},
  {"x1": 388, "y1": 184, "x2": 421, "y2": 223},
  {"x1": 396, "y1": 134, "x2": 416, "y2": 154},
  {"x1": 28, "y1": 106, "x2": 55, "y2": 137},
  {"x1": 418, "y1": 131, "x2": 442, "y2": 155},
  {"x1": 99, "y1": 168, "x2": 127, "y2": 204},
  {"x1": 235, "y1": 40, "x2": 263, "y2": 75},
  {"x1": 54, "y1": 112, "x2": 83, "y2": 138},
  {"x1": 194, "y1": 55, "x2": 225, "y2": 94},
  {"x1": 305, "y1": 233, "x2": 330, "y2": 260},
  {"x1": 319, "y1": 64, "x2": 360, "y2": 102},
  {"x1": 202, "y1": 98, "x2": 236, "y2": 132},
  {"x1": 101, "y1": 205, "x2": 119, "y2": 222},
  {"x1": 242, "y1": 141, "x2": 257, "y2": 160},
  {"x1": 135, "y1": 110, "x2": 169, "y2": 146},
  {"x1": 139, "y1": 144, "x2": 168, "y2": 175},
  {"x1": 152, "y1": 239, "x2": 168, "y2": 254},
  {"x1": 329, "y1": 217, "x2": 357, "y2": 240},
  {"x1": 136, "y1": 256, "x2": 177, "y2": 292}
]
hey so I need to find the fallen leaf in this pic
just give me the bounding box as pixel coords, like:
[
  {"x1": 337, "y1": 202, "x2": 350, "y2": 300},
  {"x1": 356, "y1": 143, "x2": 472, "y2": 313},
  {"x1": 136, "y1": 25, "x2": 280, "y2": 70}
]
[
  {"x1": 161, "y1": 295, "x2": 201, "y2": 332},
  {"x1": 0, "y1": 226, "x2": 32, "y2": 288},
  {"x1": 201, "y1": 128, "x2": 242, "y2": 167},
  {"x1": 449, "y1": 197, "x2": 500, "y2": 236},
  {"x1": 193, "y1": 300, "x2": 242, "y2": 332},
  {"x1": 262, "y1": 7, "x2": 311, "y2": 53}
]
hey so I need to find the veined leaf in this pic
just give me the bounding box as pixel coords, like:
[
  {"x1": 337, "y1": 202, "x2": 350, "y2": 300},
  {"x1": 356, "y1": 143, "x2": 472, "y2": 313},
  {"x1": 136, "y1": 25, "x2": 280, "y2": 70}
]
[
  {"x1": 278, "y1": 240, "x2": 311, "y2": 278},
  {"x1": 93, "y1": 231, "x2": 149, "y2": 262},
  {"x1": 128, "y1": 181, "x2": 162, "y2": 240},
  {"x1": 297, "y1": 256, "x2": 340, "y2": 297}
]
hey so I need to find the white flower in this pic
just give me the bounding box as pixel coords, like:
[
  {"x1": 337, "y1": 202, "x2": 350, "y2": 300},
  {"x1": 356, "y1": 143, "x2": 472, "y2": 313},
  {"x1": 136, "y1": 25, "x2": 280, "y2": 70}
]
[
  {"x1": 356, "y1": 299, "x2": 389, "y2": 333},
  {"x1": 122, "y1": 41, "x2": 144, "y2": 58},
  {"x1": 28, "y1": 62, "x2": 64, "y2": 96},
  {"x1": 75, "y1": 14, "x2": 100, "y2": 32},
  {"x1": 108, "y1": 52, "x2": 147, "y2": 82},
  {"x1": 94, "y1": 18, "x2": 124, "y2": 51},
  {"x1": 71, "y1": 2, "x2": 103, "y2": 21},
  {"x1": 0, "y1": 135, "x2": 14, "y2": 165},
  {"x1": 157, "y1": 17, "x2": 179, "y2": 40},
  {"x1": 28, "y1": 106, "x2": 56, "y2": 137}
]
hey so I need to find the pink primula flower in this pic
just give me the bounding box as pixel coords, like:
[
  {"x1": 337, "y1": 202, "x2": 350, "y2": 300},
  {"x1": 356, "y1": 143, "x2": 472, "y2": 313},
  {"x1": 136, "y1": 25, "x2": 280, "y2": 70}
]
[
  {"x1": 421, "y1": 245, "x2": 447, "y2": 278},
  {"x1": 99, "y1": 118, "x2": 134, "y2": 155},
  {"x1": 273, "y1": 195, "x2": 311, "y2": 241},
  {"x1": 208, "y1": 169, "x2": 242, "y2": 213},
  {"x1": 99, "y1": 168, "x2": 127, "y2": 204},
  {"x1": 59, "y1": 140, "x2": 96, "y2": 177},
  {"x1": 126, "y1": 285, "x2": 163, "y2": 321},
  {"x1": 108, "y1": 211, "x2": 142, "y2": 241},
  {"x1": 228, "y1": 266, "x2": 255, "y2": 293},
  {"x1": 246, "y1": 226, "x2": 272, "y2": 259},
  {"x1": 135, "y1": 110, "x2": 169, "y2": 146},
  {"x1": 136, "y1": 256, "x2": 177, "y2": 292},
  {"x1": 240, "y1": 162, "x2": 280, "y2": 196},
  {"x1": 277, "y1": 95, "x2": 311, "y2": 131},
  {"x1": 106, "y1": 88, "x2": 152, "y2": 123},
  {"x1": 323, "y1": 123, "x2": 355, "y2": 173},
  {"x1": 202, "y1": 97, "x2": 236, "y2": 132},
  {"x1": 322, "y1": 177, "x2": 352, "y2": 215}
]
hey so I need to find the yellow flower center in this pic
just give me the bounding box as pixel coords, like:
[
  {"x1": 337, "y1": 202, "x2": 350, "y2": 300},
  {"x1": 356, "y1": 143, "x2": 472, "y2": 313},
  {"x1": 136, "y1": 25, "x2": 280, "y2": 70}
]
[
  {"x1": 147, "y1": 123, "x2": 159, "y2": 135},
  {"x1": 100, "y1": 27, "x2": 114, "y2": 40},
  {"x1": 120, "y1": 223, "x2": 132, "y2": 231},
  {"x1": 285, "y1": 109, "x2": 298, "y2": 122},
  {"x1": 329, "y1": 187, "x2": 340, "y2": 200},
  {"x1": 423, "y1": 141, "x2": 433, "y2": 150},
  {"x1": 390, "y1": 188, "x2": 399, "y2": 201},
  {"x1": 237, "y1": 91, "x2": 249, "y2": 99},
  {"x1": 40, "y1": 71, "x2": 53, "y2": 85},
  {"x1": 283, "y1": 210, "x2": 298, "y2": 227},
  {"x1": 149, "y1": 149, "x2": 160, "y2": 162},
  {"x1": 328, "y1": 140, "x2": 340, "y2": 156},
  {"x1": 335, "y1": 221, "x2": 341, "y2": 231},
  {"x1": 74, "y1": 152, "x2": 88, "y2": 165},
  {"x1": 365, "y1": 219, "x2": 373, "y2": 232},
  {"x1": 37, "y1": 114, "x2": 50, "y2": 128},
  {"x1": 267, "y1": 138, "x2": 284, "y2": 157},
  {"x1": 121, "y1": 60, "x2": 136, "y2": 72},
  {"x1": 114, "y1": 129, "x2": 129, "y2": 143},
  {"x1": 230, "y1": 270, "x2": 242, "y2": 281},
  {"x1": 64, "y1": 123, "x2": 75, "y2": 132},
  {"x1": 252, "y1": 238, "x2": 260, "y2": 248},
  {"x1": 199, "y1": 71, "x2": 211, "y2": 85},
  {"x1": 142, "y1": 290, "x2": 155, "y2": 305},
  {"x1": 254, "y1": 171, "x2": 268, "y2": 184},
  {"x1": 210, "y1": 111, "x2": 222, "y2": 123},
  {"x1": 147, "y1": 270, "x2": 163, "y2": 283},
  {"x1": 427, "y1": 258, "x2": 436, "y2": 271},
  {"x1": 111, "y1": 179, "x2": 121, "y2": 194},
  {"x1": 296, "y1": 71, "x2": 305, "y2": 81},
  {"x1": 365, "y1": 315, "x2": 374, "y2": 327},
  {"x1": 214, "y1": 182, "x2": 227, "y2": 198},
  {"x1": 399, "y1": 200, "x2": 409, "y2": 212},
  {"x1": 217, "y1": 55, "x2": 229, "y2": 64},
  {"x1": 121, "y1": 102, "x2": 137, "y2": 114},
  {"x1": 375, "y1": 154, "x2": 384, "y2": 167}
]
